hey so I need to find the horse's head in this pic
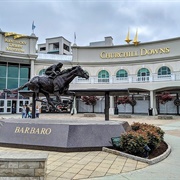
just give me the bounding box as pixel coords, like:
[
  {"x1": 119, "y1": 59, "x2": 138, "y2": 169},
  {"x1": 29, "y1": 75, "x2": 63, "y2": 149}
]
[{"x1": 76, "y1": 66, "x2": 89, "y2": 79}]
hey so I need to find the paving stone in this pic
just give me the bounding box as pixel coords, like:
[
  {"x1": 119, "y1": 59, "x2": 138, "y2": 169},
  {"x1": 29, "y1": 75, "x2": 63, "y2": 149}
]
[{"x1": 60, "y1": 172, "x2": 76, "y2": 179}]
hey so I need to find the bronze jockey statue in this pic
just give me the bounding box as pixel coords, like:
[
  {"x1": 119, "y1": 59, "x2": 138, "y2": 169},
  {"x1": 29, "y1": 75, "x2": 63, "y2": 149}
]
[
  {"x1": 3, "y1": 64, "x2": 89, "y2": 111},
  {"x1": 45, "y1": 62, "x2": 63, "y2": 79}
]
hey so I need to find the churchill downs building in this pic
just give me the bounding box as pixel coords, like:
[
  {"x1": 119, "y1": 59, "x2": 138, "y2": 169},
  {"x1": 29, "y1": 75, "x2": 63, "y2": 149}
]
[{"x1": 1, "y1": 30, "x2": 180, "y2": 116}]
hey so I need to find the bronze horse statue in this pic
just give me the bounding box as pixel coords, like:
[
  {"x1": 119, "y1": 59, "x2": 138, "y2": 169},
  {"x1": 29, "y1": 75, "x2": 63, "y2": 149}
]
[{"x1": 4, "y1": 66, "x2": 89, "y2": 110}]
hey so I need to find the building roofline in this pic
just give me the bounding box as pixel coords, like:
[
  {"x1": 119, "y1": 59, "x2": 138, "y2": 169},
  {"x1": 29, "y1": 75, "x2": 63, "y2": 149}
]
[
  {"x1": 72, "y1": 36, "x2": 180, "y2": 49},
  {"x1": 45, "y1": 36, "x2": 71, "y2": 43}
]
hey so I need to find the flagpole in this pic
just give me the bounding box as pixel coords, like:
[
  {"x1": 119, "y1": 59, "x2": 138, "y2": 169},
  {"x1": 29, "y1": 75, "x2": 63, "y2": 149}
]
[
  {"x1": 32, "y1": 21, "x2": 36, "y2": 34},
  {"x1": 74, "y1": 32, "x2": 76, "y2": 44}
]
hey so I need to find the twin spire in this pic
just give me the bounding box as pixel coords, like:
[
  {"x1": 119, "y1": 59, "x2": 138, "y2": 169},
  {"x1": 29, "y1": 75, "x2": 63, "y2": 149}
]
[{"x1": 125, "y1": 28, "x2": 140, "y2": 46}]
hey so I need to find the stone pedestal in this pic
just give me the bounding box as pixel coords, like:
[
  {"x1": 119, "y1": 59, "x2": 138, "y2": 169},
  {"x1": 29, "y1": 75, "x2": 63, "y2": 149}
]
[{"x1": 0, "y1": 119, "x2": 131, "y2": 150}]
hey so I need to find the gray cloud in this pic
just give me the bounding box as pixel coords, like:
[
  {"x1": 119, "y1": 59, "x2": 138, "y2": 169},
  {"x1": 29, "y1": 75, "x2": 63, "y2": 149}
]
[{"x1": 0, "y1": 0, "x2": 180, "y2": 46}]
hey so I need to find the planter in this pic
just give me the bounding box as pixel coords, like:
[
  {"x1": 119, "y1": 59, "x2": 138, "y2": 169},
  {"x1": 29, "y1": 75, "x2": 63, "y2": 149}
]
[
  {"x1": 118, "y1": 114, "x2": 132, "y2": 118},
  {"x1": 158, "y1": 115, "x2": 173, "y2": 120},
  {"x1": 84, "y1": 113, "x2": 96, "y2": 117},
  {"x1": 102, "y1": 142, "x2": 171, "y2": 165}
]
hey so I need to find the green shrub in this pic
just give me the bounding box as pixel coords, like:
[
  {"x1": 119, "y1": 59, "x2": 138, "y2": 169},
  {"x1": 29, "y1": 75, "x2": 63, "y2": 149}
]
[
  {"x1": 131, "y1": 122, "x2": 141, "y2": 131},
  {"x1": 155, "y1": 127, "x2": 165, "y2": 141},
  {"x1": 119, "y1": 122, "x2": 165, "y2": 156},
  {"x1": 145, "y1": 127, "x2": 162, "y2": 150},
  {"x1": 119, "y1": 131, "x2": 148, "y2": 156},
  {"x1": 131, "y1": 122, "x2": 165, "y2": 141}
]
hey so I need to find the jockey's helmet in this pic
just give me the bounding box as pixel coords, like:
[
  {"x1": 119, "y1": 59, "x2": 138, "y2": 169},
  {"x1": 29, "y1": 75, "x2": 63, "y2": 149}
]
[{"x1": 57, "y1": 62, "x2": 63, "y2": 68}]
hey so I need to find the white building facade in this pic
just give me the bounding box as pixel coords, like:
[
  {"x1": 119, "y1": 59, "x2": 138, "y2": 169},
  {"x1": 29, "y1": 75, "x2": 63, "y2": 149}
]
[
  {"x1": 1, "y1": 30, "x2": 180, "y2": 116},
  {"x1": 0, "y1": 31, "x2": 38, "y2": 114},
  {"x1": 35, "y1": 36, "x2": 180, "y2": 116}
]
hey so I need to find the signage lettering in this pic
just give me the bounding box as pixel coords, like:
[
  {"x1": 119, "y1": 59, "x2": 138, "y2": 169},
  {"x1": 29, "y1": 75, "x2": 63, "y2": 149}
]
[
  {"x1": 140, "y1": 47, "x2": 170, "y2": 56},
  {"x1": 100, "y1": 47, "x2": 170, "y2": 59},
  {"x1": 5, "y1": 38, "x2": 27, "y2": 45},
  {"x1": 15, "y1": 126, "x2": 52, "y2": 135},
  {"x1": 4, "y1": 37, "x2": 27, "y2": 53}
]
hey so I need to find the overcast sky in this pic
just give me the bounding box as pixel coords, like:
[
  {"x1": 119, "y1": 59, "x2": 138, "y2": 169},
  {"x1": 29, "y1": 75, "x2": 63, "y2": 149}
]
[{"x1": 1, "y1": 0, "x2": 180, "y2": 46}]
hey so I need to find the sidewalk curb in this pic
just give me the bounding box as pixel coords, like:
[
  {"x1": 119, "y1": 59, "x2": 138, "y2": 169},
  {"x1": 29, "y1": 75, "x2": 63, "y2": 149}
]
[{"x1": 102, "y1": 143, "x2": 171, "y2": 165}]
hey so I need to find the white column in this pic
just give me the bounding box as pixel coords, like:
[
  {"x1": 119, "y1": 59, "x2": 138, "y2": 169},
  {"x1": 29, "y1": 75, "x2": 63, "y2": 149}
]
[
  {"x1": 128, "y1": 76, "x2": 132, "y2": 83},
  {"x1": 30, "y1": 60, "x2": 35, "y2": 78},
  {"x1": 150, "y1": 90, "x2": 157, "y2": 115},
  {"x1": 109, "y1": 96, "x2": 114, "y2": 115},
  {"x1": 71, "y1": 96, "x2": 77, "y2": 115}
]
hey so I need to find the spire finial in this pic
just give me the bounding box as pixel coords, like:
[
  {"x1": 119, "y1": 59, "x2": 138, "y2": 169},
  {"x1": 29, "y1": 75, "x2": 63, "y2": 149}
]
[
  {"x1": 133, "y1": 28, "x2": 140, "y2": 46},
  {"x1": 125, "y1": 28, "x2": 132, "y2": 44}
]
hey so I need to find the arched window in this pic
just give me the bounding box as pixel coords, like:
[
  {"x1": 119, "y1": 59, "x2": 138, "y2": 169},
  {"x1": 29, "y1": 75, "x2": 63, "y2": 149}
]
[
  {"x1": 98, "y1": 70, "x2": 109, "y2": 83},
  {"x1": 39, "y1": 69, "x2": 46, "y2": 75},
  {"x1": 137, "y1": 68, "x2": 150, "y2": 81},
  {"x1": 158, "y1": 66, "x2": 171, "y2": 75},
  {"x1": 116, "y1": 69, "x2": 128, "y2": 79}
]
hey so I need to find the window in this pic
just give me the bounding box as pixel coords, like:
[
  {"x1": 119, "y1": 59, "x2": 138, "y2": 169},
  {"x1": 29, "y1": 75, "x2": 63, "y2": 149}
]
[
  {"x1": 19, "y1": 101, "x2": 23, "y2": 106},
  {"x1": 40, "y1": 47, "x2": 46, "y2": 51},
  {"x1": 0, "y1": 100, "x2": 5, "y2": 112},
  {"x1": 0, "y1": 63, "x2": 30, "y2": 90},
  {"x1": 137, "y1": 68, "x2": 150, "y2": 81},
  {"x1": 0, "y1": 92, "x2": 5, "y2": 99},
  {"x1": 63, "y1": 44, "x2": 69, "y2": 51},
  {"x1": 7, "y1": 79, "x2": 18, "y2": 89},
  {"x1": 137, "y1": 68, "x2": 150, "y2": 76},
  {"x1": 20, "y1": 65, "x2": 30, "y2": 87},
  {"x1": 39, "y1": 69, "x2": 46, "y2": 75},
  {"x1": 98, "y1": 70, "x2": 109, "y2": 83},
  {"x1": 8, "y1": 63, "x2": 18, "y2": 78},
  {"x1": 0, "y1": 63, "x2": 6, "y2": 77},
  {"x1": 53, "y1": 43, "x2": 59, "y2": 50},
  {"x1": 7, "y1": 63, "x2": 19, "y2": 89},
  {"x1": 116, "y1": 69, "x2": 128, "y2": 78},
  {"x1": 20, "y1": 66, "x2": 29, "y2": 79},
  {"x1": 0, "y1": 100, "x2": 4, "y2": 106},
  {"x1": 158, "y1": 66, "x2": 171, "y2": 75},
  {"x1": 7, "y1": 100, "x2": 11, "y2": 113}
]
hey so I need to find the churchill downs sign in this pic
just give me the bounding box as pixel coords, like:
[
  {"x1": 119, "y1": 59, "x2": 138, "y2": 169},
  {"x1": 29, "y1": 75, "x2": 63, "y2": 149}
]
[{"x1": 100, "y1": 47, "x2": 170, "y2": 59}]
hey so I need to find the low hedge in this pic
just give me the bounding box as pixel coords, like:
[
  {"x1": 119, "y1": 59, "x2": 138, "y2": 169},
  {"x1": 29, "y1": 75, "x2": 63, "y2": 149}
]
[{"x1": 119, "y1": 122, "x2": 165, "y2": 157}]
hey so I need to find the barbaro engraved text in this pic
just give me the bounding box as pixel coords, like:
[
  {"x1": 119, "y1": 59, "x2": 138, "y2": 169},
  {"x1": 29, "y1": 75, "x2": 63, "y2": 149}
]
[{"x1": 14, "y1": 127, "x2": 52, "y2": 135}]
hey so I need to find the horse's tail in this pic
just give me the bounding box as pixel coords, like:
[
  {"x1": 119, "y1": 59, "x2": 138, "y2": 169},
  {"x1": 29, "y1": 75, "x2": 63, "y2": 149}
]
[{"x1": 3, "y1": 82, "x2": 29, "y2": 93}]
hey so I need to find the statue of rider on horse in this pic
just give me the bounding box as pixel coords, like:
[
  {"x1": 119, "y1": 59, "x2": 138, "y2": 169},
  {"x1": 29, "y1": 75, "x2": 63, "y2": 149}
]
[
  {"x1": 44, "y1": 62, "x2": 63, "y2": 79},
  {"x1": 4, "y1": 63, "x2": 89, "y2": 111}
]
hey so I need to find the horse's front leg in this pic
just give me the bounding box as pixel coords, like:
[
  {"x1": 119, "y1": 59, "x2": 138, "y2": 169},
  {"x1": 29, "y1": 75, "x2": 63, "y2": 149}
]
[
  {"x1": 44, "y1": 92, "x2": 60, "y2": 112},
  {"x1": 34, "y1": 92, "x2": 39, "y2": 101},
  {"x1": 54, "y1": 91, "x2": 62, "y2": 103}
]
